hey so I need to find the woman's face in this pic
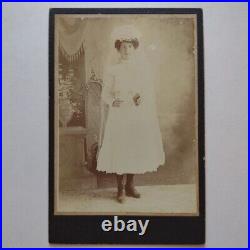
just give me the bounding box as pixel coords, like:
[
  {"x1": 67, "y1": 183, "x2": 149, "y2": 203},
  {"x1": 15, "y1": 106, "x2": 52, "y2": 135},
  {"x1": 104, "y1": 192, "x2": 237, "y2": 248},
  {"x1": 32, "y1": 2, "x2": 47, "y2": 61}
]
[{"x1": 119, "y1": 41, "x2": 135, "y2": 60}]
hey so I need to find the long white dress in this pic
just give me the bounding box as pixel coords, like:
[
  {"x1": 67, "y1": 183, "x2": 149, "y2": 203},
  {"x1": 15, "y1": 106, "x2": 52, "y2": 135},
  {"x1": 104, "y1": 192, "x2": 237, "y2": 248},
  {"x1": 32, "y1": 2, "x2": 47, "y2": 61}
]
[{"x1": 96, "y1": 58, "x2": 165, "y2": 174}]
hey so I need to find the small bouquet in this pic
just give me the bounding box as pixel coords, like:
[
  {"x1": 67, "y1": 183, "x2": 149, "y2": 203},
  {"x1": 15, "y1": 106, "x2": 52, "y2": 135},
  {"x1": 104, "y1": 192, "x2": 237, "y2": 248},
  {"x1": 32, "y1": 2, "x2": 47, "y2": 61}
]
[{"x1": 133, "y1": 93, "x2": 141, "y2": 106}]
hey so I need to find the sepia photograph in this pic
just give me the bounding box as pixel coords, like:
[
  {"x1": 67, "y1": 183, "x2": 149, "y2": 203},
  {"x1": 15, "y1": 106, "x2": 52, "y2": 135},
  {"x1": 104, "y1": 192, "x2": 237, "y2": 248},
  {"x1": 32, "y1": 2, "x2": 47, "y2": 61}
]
[{"x1": 52, "y1": 12, "x2": 201, "y2": 216}]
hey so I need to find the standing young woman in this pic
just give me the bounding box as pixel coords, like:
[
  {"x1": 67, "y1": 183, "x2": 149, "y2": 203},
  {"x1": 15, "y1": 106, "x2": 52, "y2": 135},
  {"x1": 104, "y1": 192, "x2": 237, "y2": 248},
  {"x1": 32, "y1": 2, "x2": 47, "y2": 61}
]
[{"x1": 97, "y1": 25, "x2": 165, "y2": 203}]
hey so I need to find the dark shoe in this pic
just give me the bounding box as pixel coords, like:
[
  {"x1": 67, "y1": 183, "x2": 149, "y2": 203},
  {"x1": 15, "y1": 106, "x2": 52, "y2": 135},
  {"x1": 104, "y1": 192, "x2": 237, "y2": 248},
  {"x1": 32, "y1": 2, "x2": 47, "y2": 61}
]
[
  {"x1": 117, "y1": 188, "x2": 125, "y2": 203},
  {"x1": 116, "y1": 174, "x2": 125, "y2": 203},
  {"x1": 125, "y1": 186, "x2": 141, "y2": 198},
  {"x1": 125, "y1": 174, "x2": 141, "y2": 198}
]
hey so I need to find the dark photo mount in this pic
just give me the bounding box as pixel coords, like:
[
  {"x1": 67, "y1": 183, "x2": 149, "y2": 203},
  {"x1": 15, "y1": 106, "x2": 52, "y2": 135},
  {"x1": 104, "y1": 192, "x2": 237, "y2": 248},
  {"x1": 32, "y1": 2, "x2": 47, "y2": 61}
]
[{"x1": 49, "y1": 8, "x2": 205, "y2": 244}]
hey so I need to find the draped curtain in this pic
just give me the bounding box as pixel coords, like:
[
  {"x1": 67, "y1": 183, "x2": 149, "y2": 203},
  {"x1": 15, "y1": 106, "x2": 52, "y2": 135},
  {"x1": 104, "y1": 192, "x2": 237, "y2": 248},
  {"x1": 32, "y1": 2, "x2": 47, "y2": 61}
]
[{"x1": 58, "y1": 17, "x2": 86, "y2": 64}]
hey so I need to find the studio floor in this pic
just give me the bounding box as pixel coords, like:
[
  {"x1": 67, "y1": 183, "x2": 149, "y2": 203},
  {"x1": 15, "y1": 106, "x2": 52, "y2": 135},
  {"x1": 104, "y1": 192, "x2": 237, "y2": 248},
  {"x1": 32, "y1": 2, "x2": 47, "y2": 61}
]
[{"x1": 57, "y1": 184, "x2": 198, "y2": 215}]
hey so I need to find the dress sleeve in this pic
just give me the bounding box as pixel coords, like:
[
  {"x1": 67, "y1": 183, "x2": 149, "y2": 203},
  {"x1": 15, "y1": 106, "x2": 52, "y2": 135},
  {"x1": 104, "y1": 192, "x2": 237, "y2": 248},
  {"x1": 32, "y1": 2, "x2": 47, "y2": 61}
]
[{"x1": 101, "y1": 67, "x2": 115, "y2": 106}]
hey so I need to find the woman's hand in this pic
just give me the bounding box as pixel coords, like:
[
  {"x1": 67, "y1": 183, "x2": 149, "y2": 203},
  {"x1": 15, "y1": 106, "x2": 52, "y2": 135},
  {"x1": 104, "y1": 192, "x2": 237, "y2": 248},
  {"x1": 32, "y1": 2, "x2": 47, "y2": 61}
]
[
  {"x1": 112, "y1": 98, "x2": 124, "y2": 107},
  {"x1": 133, "y1": 93, "x2": 141, "y2": 106}
]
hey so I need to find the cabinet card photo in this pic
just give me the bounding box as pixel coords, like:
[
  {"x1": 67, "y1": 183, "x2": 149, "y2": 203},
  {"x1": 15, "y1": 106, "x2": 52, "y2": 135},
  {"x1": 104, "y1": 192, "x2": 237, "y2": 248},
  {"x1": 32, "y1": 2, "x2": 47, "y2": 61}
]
[{"x1": 49, "y1": 8, "x2": 205, "y2": 244}]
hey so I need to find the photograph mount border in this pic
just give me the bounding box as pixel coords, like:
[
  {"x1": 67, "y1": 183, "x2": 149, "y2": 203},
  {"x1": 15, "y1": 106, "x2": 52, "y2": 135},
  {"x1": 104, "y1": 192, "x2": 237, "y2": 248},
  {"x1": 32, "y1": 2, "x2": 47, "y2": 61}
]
[{"x1": 49, "y1": 8, "x2": 205, "y2": 244}]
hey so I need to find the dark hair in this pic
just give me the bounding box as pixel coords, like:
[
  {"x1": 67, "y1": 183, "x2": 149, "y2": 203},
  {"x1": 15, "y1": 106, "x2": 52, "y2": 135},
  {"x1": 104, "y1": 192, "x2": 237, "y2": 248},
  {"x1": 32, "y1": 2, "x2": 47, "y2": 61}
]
[{"x1": 115, "y1": 38, "x2": 139, "y2": 51}]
